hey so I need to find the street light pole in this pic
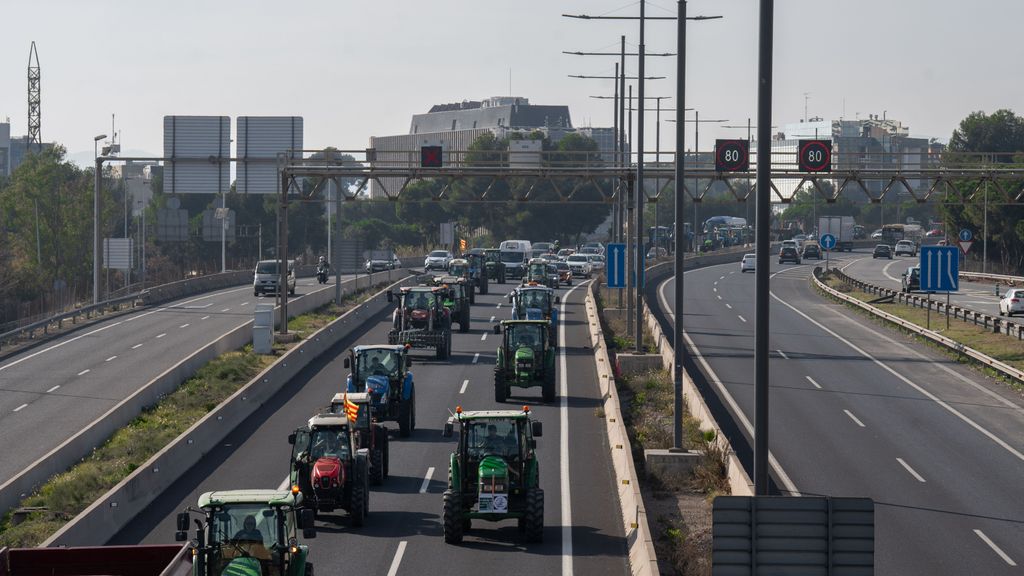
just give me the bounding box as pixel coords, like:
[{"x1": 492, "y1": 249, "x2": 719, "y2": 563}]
[
  {"x1": 93, "y1": 134, "x2": 107, "y2": 305},
  {"x1": 636, "y1": 0, "x2": 646, "y2": 353},
  {"x1": 672, "y1": 0, "x2": 687, "y2": 451}
]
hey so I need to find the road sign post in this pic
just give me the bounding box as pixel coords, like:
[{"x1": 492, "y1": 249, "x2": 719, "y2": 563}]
[
  {"x1": 606, "y1": 243, "x2": 626, "y2": 289},
  {"x1": 819, "y1": 233, "x2": 836, "y2": 271}
]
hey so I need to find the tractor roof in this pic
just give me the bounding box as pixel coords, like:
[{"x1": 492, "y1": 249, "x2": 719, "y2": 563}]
[
  {"x1": 500, "y1": 319, "x2": 550, "y2": 326},
  {"x1": 198, "y1": 489, "x2": 298, "y2": 508},
  {"x1": 516, "y1": 285, "x2": 554, "y2": 293},
  {"x1": 353, "y1": 344, "x2": 406, "y2": 354},
  {"x1": 402, "y1": 285, "x2": 443, "y2": 293},
  {"x1": 456, "y1": 409, "x2": 533, "y2": 421},
  {"x1": 332, "y1": 392, "x2": 371, "y2": 404},
  {"x1": 308, "y1": 414, "x2": 352, "y2": 428},
  {"x1": 449, "y1": 258, "x2": 468, "y2": 265}
]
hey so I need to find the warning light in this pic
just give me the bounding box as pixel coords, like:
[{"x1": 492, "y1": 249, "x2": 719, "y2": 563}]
[{"x1": 421, "y1": 145, "x2": 443, "y2": 168}]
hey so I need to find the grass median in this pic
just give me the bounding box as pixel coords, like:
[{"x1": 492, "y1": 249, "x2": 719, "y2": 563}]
[
  {"x1": 819, "y1": 271, "x2": 1023, "y2": 391},
  {"x1": 0, "y1": 284, "x2": 386, "y2": 547}
]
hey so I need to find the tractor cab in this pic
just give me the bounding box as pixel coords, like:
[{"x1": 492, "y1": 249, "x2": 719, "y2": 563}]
[
  {"x1": 344, "y1": 345, "x2": 416, "y2": 436},
  {"x1": 448, "y1": 258, "x2": 469, "y2": 279},
  {"x1": 330, "y1": 392, "x2": 390, "y2": 485},
  {"x1": 441, "y1": 406, "x2": 544, "y2": 544},
  {"x1": 431, "y1": 277, "x2": 473, "y2": 330},
  {"x1": 493, "y1": 320, "x2": 556, "y2": 403},
  {"x1": 523, "y1": 258, "x2": 550, "y2": 286}
]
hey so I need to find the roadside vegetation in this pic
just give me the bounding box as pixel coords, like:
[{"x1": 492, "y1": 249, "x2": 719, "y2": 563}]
[{"x1": 0, "y1": 284, "x2": 385, "y2": 547}]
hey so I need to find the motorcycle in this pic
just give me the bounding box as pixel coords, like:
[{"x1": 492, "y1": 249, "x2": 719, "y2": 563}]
[{"x1": 317, "y1": 265, "x2": 329, "y2": 284}]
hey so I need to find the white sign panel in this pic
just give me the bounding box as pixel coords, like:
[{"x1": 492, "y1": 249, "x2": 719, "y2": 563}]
[
  {"x1": 163, "y1": 116, "x2": 231, "y2": 195},
  {"x1": 103, "y1": 238, "x2": 134, "y2": 270},
  {"x1": 236, "y1": 116, "x2": 304, "y2": 194}
]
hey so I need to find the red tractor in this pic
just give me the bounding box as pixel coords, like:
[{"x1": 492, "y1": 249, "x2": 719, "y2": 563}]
[{"x1": 388, "y1": 285, "x2": 453, "y2": 359}]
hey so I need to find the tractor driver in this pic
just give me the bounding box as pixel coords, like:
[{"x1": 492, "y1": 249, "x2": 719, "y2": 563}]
[
  {"x1": 369, "y1": 355, "x2": 389, "y2": 376},
  {"x1": 412, "y1": 293, "x2": 430, "y2": 310},
  {"x1": 311, "y1": 430, "x2": 346, "y2": 459},
  {"x1": 515, "y1": 330, "x2": 536, "y2": 350},
  {"x1": 233, "y1": 515, "x2": 263, "y2": 542},
  {"x1": 479, "y1": 424, "x2": 504, "y2": 453}
]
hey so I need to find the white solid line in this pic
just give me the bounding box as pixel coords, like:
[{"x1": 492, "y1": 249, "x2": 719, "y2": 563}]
[
  {"x1": 180, "y1": 323, "x2": 190, "y2": 328},
  {"x1": 386, "y1": 541, "x2": 408, "y2": 576},
  {"x1": 77, "y1": 369, "x2": 90, "y2": 376},
  {"x1": 489, "y1": 315, "x2": 496, "y2": 323},
  {"x1": 105, "y1": 356, "x2": 117, "y2": 362},
  {"x1": 13, "y1": 404, "x2": 28, "y2": 412},
  {"x1": 725, "y1": 303, "x2": 732, "y2": 309},
  {"x1": 896, "y1": 458, "x2": 926, "y2": 482},
  {"x1": 132, "y1": 344, "x2": 143, "y2": 349},
  {"x1": 806, "y1": 376, "x2": 822, "y2": 389},
  {"x1": 844, "y1": 409, "x2": 865, "y2": 427},
  {"x1": 47, "y1": 385, "x2": 60, "y2": 393},
  {"x1": 201, "y1": 315, "x2": 210, "y2": 320},
  {"x1": 459, "y1": 379, "x2": 469, "y2": 394},
  {"x1": 419, "y1": 467, "x2": 435, "y2": 493},
  {"x1": 472, "y1": 353, "x2": 480, "y2": 364},
  {"x1": 974, "y1": 529, "x2": 1017, "y2": 566},
  {"x1": 156, "y1": 333, "x2": 166, "y2": 339},
  {"x1": 560, "y1": 282, "x2": 585, "y2": 576},
  {"x1": 220, "y1": 308, "x2": 230, "y2": 312},
  {"x1": 777, "y1": 349, "x2": 789, "y2": 360},
  {"x1": 481, "y1": 332, "x2": 487, "y2": 341},
  {"x1": 737, "y1": 315, "x2": 747, "y2": 323}
]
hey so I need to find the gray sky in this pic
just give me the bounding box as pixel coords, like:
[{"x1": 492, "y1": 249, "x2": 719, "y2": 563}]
[{"x1": 1, "y1": 0, "x2": 1021, "y2": 165}]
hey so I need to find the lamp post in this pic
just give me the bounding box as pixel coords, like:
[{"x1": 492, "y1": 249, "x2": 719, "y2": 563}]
[{"x1": 93, "y1": 133, "x2": 107, "y2": 305}]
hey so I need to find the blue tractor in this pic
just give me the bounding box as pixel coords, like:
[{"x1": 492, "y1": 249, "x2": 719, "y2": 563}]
[{"x1": 344, "y1": 345, "x2": 416, "y2": 437}]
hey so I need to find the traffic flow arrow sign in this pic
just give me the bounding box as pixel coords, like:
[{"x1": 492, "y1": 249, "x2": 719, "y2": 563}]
[
  {"x1": 919, "y1": 245, "x2": 959, "y2": 292},
  {"x1": 606, "y1": 243, "x2": 626, "y2": 288}
]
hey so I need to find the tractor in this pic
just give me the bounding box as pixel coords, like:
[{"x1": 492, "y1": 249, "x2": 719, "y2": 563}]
[
  {"x1": 432, "y1": 276, "x2": 473, "y2": 331},
  {"x1": 175, "y1": 488, "x2": 315, "y2": 576},
  {"x1": 521, "y1": 258, "x2": 556, "y2": 288},
  {"x1": 493, "y1": 320, "x2": 556, "y2": 403},
  {"x1": 441, "y1": 406, "x2": 544, "y2": 544},
  {"x1": 483, "y1": 248, "x2": 507, "y2": 284},
  {"x1": 465, "y1": 253, "x2": 490, "y2": 295},
  {"x1": 288, "y1": 414, "x2": 370, "y2": 527},
  {"x1": 509, "y1": 285, "x2": 560, "y2": 346},
  {"x1": 330, "y1": 392, "x2": 389, "y2": 485},
  {"x1": 343, "y1": 345, "x2": 416, "y2": 437},
  {"x1": 388, "y1": 286, "x2": 453, "y2": 359}
]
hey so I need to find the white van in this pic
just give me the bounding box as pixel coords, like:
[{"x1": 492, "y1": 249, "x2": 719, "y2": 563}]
[
  {"x1": 254, "y1": 259, "x2": 296, "y2": 297},
  {"x1": 499, "y1": 240, "x2": 532, "y2": 253}
]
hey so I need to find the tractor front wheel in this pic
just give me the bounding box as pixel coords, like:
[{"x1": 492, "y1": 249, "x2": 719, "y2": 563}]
[
  {"x1": 443, "y1": 490, "x2": 465, "y2": 544},
  {"x1": 524, "y1": 488, "x2": 544, "y2": 543}
]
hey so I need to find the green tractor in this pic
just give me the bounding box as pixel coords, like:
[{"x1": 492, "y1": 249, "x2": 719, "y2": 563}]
[
  {"x1": 493, "y1": 320, "x2": 556, "y2": 403},
  {"x1": 175, "y1": 489, "x2": 315, "y2": 576},
  {"x1": 441, "y1": 406, "x2": 544, "y2": 544},
  {"x1": 433, "y1": 276, "x2": 473, "y2": 331},
  {"x1": 483, "y1": 248, "x2": 507, "y2": 284}
]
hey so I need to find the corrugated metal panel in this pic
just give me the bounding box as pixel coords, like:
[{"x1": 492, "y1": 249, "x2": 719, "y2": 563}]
[
  {"x1": 368, "y1": 129, "x2": 494, "y2": 198},
  {"x1": 236, "y1": 116, "x2": 304, "y2": 194},
  {"x1": 712, "y1": 496, "x2": 874, "y2": 576},
  {"x1": 162, "y1": 116, "x2": 230, "y2": 195}
]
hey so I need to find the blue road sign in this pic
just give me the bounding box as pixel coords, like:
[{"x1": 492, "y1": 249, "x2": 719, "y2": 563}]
[
  {"x1": 819, "y1": 233, "x2": 837, "y2": 250},
  {"x1": 958, "y1": 228, "x2": 973, "y2": 242},
  {"x1": 606, "y1": 243, "x2": 626, "y2": 288},
  {"x1": 919, "y1": 246, "x2": 959, "y2": 292}
]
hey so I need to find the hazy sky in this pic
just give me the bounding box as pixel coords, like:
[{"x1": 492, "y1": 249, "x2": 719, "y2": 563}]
[{"x1": 1, "y1": 0, "x2": 1021, "y2": 164}]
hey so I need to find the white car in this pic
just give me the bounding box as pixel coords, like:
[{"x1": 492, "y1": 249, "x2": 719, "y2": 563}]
[
  {"x1": 999, "y1": 289, "x2": 1024, "y2": 317},
  {"x1": 424, "y1": 250, "x2": 452, "y2": 271},
  {"x1": 894, "y1": 240, "x2": 917, "y2": 256},
  {"x1": 586, "y1": 254, "x2": 606, "y2": 272},
  {"x1": 566, "y1": 254, "x2": 593, "y2": 277},
  {"x1": 740, "y1": 253, "x2": 756, "y2": 273}
]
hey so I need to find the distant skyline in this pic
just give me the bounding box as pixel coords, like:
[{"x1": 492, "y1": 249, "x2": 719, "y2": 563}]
[{"x1": 2, "y1": 0, "x2": 1021, "y2": 166}]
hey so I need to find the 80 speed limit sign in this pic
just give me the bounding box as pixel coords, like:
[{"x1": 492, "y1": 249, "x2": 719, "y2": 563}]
[
  {"x1": 798, "y1": 139, "x2": 832, "y2": 172},
  {"x1": 715, "y1": 139, "x2": 750, "y2": 172}
]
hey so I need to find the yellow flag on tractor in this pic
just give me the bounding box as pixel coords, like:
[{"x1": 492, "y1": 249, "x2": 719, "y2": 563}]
[{"x1": 344, "y1": 392, "x2": 359, "y2": 422}]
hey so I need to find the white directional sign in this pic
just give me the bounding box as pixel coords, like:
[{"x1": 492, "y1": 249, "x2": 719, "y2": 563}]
[
  {"x1": 958, "y1": 228, "x2": 973, "y2": 242},
  {"x1": 919, "y1": 246, "x2": 959, "y2": 292}
]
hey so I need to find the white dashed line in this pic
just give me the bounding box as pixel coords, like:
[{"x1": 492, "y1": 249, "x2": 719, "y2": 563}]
[
  {"x1": 13, "y1": 404, "x2": 28, "y2": 412},
  {"x1": 419, "y1": 467, "x2": 435, "y2": 494},
  {"x1": 459, "y1": 379, "x2": 469, "y2": 394},
  {"x1": 386, "y1": 541, "x2": 408, "y2": 576},
  {"x1": 132, "y1": 344, "x2": 144, "y2": 349},
  {"x1": 737, "y1": 315, "x2": 746, "y2": 323},
  {"x1": 156, "y1": 333, "x2": 167, "y2": 339},
  {"x1": 714, "y1": 281, "x2": 718, "y2": 286},
  {"x1": 897, "y1": 458, "x2": 926, "y2": 482},
  {"x1": 489, "y1": 315, "x2": 496, "y2": 323},
  {"x1": 105, "y1": 356, "x2": 117, "y2": 362},
  {"x1": 806, "y1": 376, "x2": 822, "y2": 389},
  {"x1": 201, "y1": 315, "x2": 210, "y2": 320},
  {"x1": 843, "y1": 409, "x2": 865, "y2": 427},
  {"x1": 221, "y1": 308, "x2": 231, "y2": 312},
  {"x1": 77, "y1": 369, "x2": 90, "y2": 376},
  {"x1": 725, "y1": 303, "x2": 732, "y2": 309},
  {"x1": 481, "y1": 332, "x2": 488, "y2": 341},
  {"x1": 496, "y1": 303, "x2": 502, "y2": 309},
  {"x1": 716, "y1": 295, "x2": 722, "y2": 300},
  {"x1": 713, "y1": 287, "x2": 717, "y2": 292},
  {"x1": 472, "y1": 353, "x2": 480, "y2": 364},
  {"x1": 240, "y1": 302, "x2": 250, "y2": 306},
  {"x1": 719, "y1": 275, "x2": 725, "y2": 280},
  {"x1": 47, "y1": 385, "x2": 60, "y2": 393},
  {"x1": 777, "y1": 350, "x2": 789, "y2": 360},
  {"x1": 180, "y1": 323, "x2": 190, "y2": 328},
  {"x1": 974, "y1": 529, "x2": 1017, "y2": 566}
]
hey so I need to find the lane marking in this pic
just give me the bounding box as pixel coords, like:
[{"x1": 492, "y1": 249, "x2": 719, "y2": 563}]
[
  {"x1": 658, "y1": 274, "x2": 801, "y2": 496},
  {"x1": 716, "y1": 295, "x2": 722, "y2": 300},
  {"x1": 882, "y1": 259, "x2": 902, "y2": 284},
  {"x1": 240, "y1": 302, "x2": 250, "y2": 306},
  {"x1": 131, "y1": 344, "x2": 143, "y2": 350},
  {"x1": 560, "y1": 281, "x2": 586, "y2": 576},
  {"x1": 720, "y1": 275, "x2": 725, "y2": 280},
  {"x1": 13, "y1": 404, "x2": 28, "y2": 412},
  {"x1": 896, "y1": 458, "x2": 926, "y2": 482},
  {"x1": 843, "y1": 409, "x2": 865, "y2": 427},
  {"x1": 105, "y1": 356, "x2": 117, "y2": 362},
  {"x1": 725, "y1": 303, "x2": 732, "y2": 309},
  {"x1": 481, "y1": 332, "x2": 487, "y2": 341},
  {"x1": 472, "y1": 353, "x2": 480, "y2": 364},
  {"x1": 777, "y1": 349, "x2": 789, "y2": 360},
  {"x1": 47, "y1": 385, "x2": 60, "y2": 393},
  {"x1": 200, "y1": 315, "x2": 210, "y2": 321},
  {"x1": 973, "y1": 529, "x2": 1017, "y2": 566},
  {"x1": 737, "y1": 315, "x2": 746, "y2": 323},
  {"x1": 77, "y1": 369, "x2": 90, "y2": 376},
  {"x1": 386, "y1": 541, "x2": 408, "y2": 576},
  {"x1": 806, "y1": 376, "x2": 822, "y2": 389},
  {"x1": 714, "y1": 281, "x2": 718, "y2": 286},
  {"x1": 459, "y1": 379, "x2": 469, "y2": 394},
  {"x1": 496, "y1": 303, "x2": 502, "y2": 309},
  {"x1": 419, "y1": 467, "x2": 435, "y2": 493},
  {"x1": 180, "y1": 303, "x2": 213, "y2": 309},
  {"x1": 179, "y1": 323, "x2": 190, "y2": 328},
  {"x1": 713, "y1": 287, "x2": 717, "y2": 293},
  {"x1": 156, "y1": 333, "x2": 166, "y2": 339},
  {"x1": 221, "y1": 308, "x2": 231, "y2": 313},
  {"x1": 489, "y1": 315, "x2": 496, "y2": 323}
]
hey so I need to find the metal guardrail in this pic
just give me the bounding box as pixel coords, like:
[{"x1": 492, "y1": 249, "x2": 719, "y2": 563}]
[
  {"x1": 830, "y1": 268, "x2": 1024, "y2": 341},
  {"x1": 960, "y1": 271, "x2": 1024, "y2": 286},
  {"x1": 0, "y1": 294, "x2": 142, "y2": 353},
  {"x1": 814, "y1": 267, "x2": 1024, "y2": 385}
]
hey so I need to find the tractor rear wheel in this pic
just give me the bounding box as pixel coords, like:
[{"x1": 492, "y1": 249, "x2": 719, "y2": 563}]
[
  {"x1": 480, "y1": 275, "x2": 489, "y2": 295},
  {"x1": 350, "y1": 457, "x2": 368, "y2": 527},
  {"x1": 399, "y1": 396, "x2": 413, "y2": 438},
  {"x1": 494, "y1": 369, "x2": 507, "y2": 403},
  {"x1": 459, "y1": 308, "x2": 470, "y2": 333},
  {"x1": 524, "y1": 488, "x2": 544, "y2": 543},
  {"x1": 382, "y1": 431, "x2": 390, "y2": 478},
  {"x1": 371, "y1": 447, "x2": 384, "y2": 486},
  {"x1": 542, "y1": 370, "x2": 556, "y2": 403},
  {"x1": 443, "y1": 490, "x2": 464, "y2": 544}
]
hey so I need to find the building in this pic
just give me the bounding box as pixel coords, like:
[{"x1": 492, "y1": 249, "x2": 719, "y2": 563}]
[
  {"x1": 0, "y1": 122, "x2": 10, "y2": 177},
  {"x1": 1, "y1": 120, "x2": 56, "y2": 177}
]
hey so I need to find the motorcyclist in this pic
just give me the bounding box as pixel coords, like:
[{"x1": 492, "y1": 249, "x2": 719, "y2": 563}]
[{"x1": 317, "y1": 256, "x2": 330, "y2": 283}]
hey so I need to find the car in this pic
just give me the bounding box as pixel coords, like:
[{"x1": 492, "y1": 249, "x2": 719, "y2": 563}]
[
  {"x1": 586, "y1": 254, "x2": 606, "y2": 273},
  {"x1": 424, "y1": 250, "x2": 453, "y2": 271},
  {"x1": 579, "y1": 247, "x2": 602, "y2": 256},
  {"x1": 872, "y1": 244, "x2": 893, "y2": 259},
  {"x1": 894, "y1": 240, "x2": 917, "y2": 257},
  {"x1": 556, "y1": 248, "x2": 575, "y2": 261},
  {"x1": 254, "y1": 259, "x2": 296, "y2": 296},
  {"x1": 740, "y1": 253, "x2": 756, "y2": 273},
  {"x1": 871, "y1": 229, "x2": 883, "y2": 239},
  {"x1": 901, "y1": 266, "x2": 920, "y2": 292},
  {"x1": 926, "y1": 228, "x2": 944, "y2": 237},
  {"x1": 533, "y1": 242, "x2": 556, "y2": 254},
  {"x1": 999, "y1": 289, "x2": 1024, "y2": 317},
  {"x1": 802, "y1": 243, "x2": 822, "y2": 260},
  {"x1": 365, "y1": 250, "x2": 401, "y2": 273},
  {"x1": 778, "y1": 246, "x2": 801, "y2": 264},
  {"x1": 781, "y1": 239, "x2": 798, "y2": 251},
  {"x1": 566, "y1": 254, "x2": 593, "y2": 277},
  {"x1": 646, "y1": 247, "x2": 668, "y2": 259},
  {"x1": 580, "y1": 241, "x2": 605, "y2": 253},
  {"x1": 552, "y1": 261, "x2": 573, "y2": 285}
]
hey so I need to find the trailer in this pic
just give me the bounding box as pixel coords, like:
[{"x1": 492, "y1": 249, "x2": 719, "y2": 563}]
[{"x1": 818, "y1": 216, "x2": 855, "y2": 252}]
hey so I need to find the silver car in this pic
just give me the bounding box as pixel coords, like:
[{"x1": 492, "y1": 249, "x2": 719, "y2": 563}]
[
  {"x1": 424, "y1": 250, "x2": 452, "y2": 271},
  {"x1": 566, "y1": 254, "x2": 593, "y2": 278}
]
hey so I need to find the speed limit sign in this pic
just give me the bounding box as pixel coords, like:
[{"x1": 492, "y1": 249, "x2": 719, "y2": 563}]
[
  {"x1": 798, "y1": 139, "x2": 832, "y2": 172},
  {"x1": 715, "y1": 139, "x2": 750, "y2": 172}
]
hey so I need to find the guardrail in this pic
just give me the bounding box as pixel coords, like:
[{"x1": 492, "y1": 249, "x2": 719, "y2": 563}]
[
  {"x1": 814, "y1": 268, "x2": 1024, "y2": 386},
  {"x1": 960, "y1": 271, "x2": 1023, "y2": 286},
  {"x1": 830, "y1": 268, "x2": 1024, "y2": 340}
]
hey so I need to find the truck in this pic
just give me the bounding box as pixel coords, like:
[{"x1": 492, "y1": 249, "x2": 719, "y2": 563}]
[
  {"x1": 0, "y1": 544, "x2": 191, "y2": 576},
  {"x1": 818, "y1": 216, "x2": 855, "y2": 252}
]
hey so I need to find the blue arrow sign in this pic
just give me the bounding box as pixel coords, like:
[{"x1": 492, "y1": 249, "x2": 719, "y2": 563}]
[
  {"x1": 958, "y1": 228, "x2": 973, "y2": 242},
  {"x1": 919, "y1": 246, "x2": 959, "y2": 292},
  {"x1": 606, "y1": 243, "x2": 626, "y2": 288},
  {"x1": 819, "y1": 233, "x2": 837, "y2": 250}
]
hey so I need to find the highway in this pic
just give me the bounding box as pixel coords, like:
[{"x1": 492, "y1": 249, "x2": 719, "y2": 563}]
[
  {"x1": 110, "y1": 279, "x2": 629, "y2": 576},
  {"x1": 0, "y1": 273, "x2": 360, "y2": 498},
  {"x1": 653, "y1": 249, "x2": 1024, "y2": 574}
]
